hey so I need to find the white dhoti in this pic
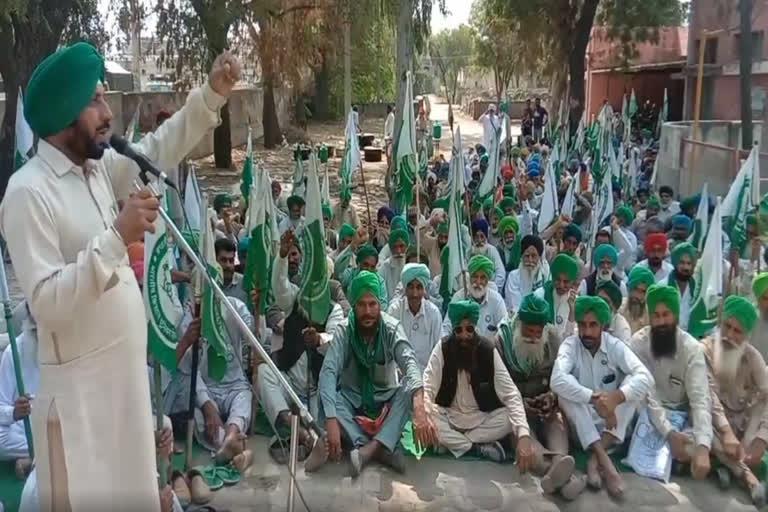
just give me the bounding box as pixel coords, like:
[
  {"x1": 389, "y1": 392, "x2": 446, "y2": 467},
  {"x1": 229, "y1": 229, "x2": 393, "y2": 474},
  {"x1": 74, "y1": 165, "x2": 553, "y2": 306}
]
[
  {"x1": 256, "y1": 352, "x2": 318, "y2": 425},
  {"x1": 559, "y1": 398, "x2": 636, "y2": 449},
  {"x1": 0, "y1": 423, "x2": 30, "y2": 460},
  {"x1": 194, "y1": 387, "x2": 252, "y2": 451},
  {"x1": 435, "y1": 407, "x2": 513, "y2": 458}
]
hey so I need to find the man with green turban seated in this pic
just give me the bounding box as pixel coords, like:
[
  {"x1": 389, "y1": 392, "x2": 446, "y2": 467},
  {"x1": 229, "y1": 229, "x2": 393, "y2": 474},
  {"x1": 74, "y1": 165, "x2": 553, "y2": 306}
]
[
  {"x1": 322, "y1": 202, "x2": 338, "y2": 251},
  {"x1": 750, "y1": 272, "x2": 768, "y2": 360},
  {"x1": 330, "y1": 186, "x2": 360, "y2": 232},
  {"x1": 702, "y1": 296, "x2": 768, "y2": 505},
  {"x1": 306, "y1": 271, "x2": 433, "y2": 477},
  {"x1": 423, "y1": 299, "x2": 535, "y2": 467},
  {"x1": 578, "y1": 243, "x2": 628, "y2": 298},
  {"x1": 497, "y1": 216, "x2": 521, "y2": 273},
  {"x1": 279, "y1": 194, "x2": 306, "y2": 237},
  {"x1": 533, "y1": 253, "x2": 578, "y2": 340},
  {"x1": 0, "y1": 41, "x2": 241, "y2": 510},
  {"x1": 496, "y1": 294, "x2": 585, "y2": 500},
  {"x1": 732, "y1": 214, "x2": 767, "y2": 297},
  {"x1": 378, "y1": 227, "x2": 410, "y2": 300},
  {"x1": 338, "y1": 245, "x2": 389, "y2": 309},
  {"x1": 331, "y1": 223, "x2": 357, "y2": 262},
  {"x1": 668, "y1": 241, "x2": 697, "y2": 331},
  {"x1": 440, "y1": 255, "x2": 508, "y2": 339},
  {"x1": 596, "y1": 280, "x2": 632, "y2": 343},
  {"x1": 619, "y1": 265, "x2": 655, "y2": 335},
  {"x1": 628, "y1": 284, "x2": 713, "y2": 482},
  {"x1": 386, "y1": 263, "x2": 442, "y2": 369},
  {"x1": 610, "y1": 210, "x2": 638, "y2": 277},
  {"x1": 552, "y1": 296, "x2": 653, "y2": 499}
]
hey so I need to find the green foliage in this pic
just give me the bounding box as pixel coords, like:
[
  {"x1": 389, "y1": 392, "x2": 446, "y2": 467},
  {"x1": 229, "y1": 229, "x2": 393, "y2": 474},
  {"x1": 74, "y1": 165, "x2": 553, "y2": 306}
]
[
  {"x1": 155, "y1": 0, "x2": 209, "y2": 87},
  {"x1": 470, "y1": 0, "x2": 522, "y2": 100},
  {"x1": 430, "y1": 25, "x2": 473, "y2": 102}
]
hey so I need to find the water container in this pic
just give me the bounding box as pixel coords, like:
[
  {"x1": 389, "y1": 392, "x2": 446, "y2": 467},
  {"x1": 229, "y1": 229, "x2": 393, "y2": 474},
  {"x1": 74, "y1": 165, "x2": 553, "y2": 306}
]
[{"x1": 432, "y1": 122, "x2": 442, "y2": 140}]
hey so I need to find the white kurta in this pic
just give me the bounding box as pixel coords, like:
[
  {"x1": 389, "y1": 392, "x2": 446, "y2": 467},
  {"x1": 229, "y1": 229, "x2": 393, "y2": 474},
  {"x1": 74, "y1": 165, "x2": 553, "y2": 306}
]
[
  {"x1": 533, "y1": 286, "x2": 575, "y2": 339},
  {"x1": 386, "y1": 297, "x2": 443, "y2": 369},
  {"x1": 636, "y1": 259, "x2": 674, "y2": 283},
  {"x1": 0, "y1": 84, "x2": 226, "y2": 511},
  {"x1": 504, "y1": 261, "x2": 551, "y2": 314},
  {"x1": 441, "y1": 289, "x2": 508, "y2": 339},
  {"x1": 0, "y1": 325, "x2": 39, "y2": 460}
]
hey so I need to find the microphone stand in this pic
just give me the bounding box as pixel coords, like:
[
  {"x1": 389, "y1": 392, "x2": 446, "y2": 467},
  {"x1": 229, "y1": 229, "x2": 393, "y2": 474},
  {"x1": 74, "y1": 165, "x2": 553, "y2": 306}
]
[{"x1": 136, "y1": 172, "x2": 323, "y2": 476}]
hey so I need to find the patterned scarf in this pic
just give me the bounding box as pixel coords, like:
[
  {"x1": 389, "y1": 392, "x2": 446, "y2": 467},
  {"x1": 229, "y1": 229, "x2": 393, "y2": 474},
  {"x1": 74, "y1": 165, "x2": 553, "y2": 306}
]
[
  {"x1": 348, "y1": 311, "x2": 385, "y2": 418},
  {"x1": 499, "y1": 319, "x2": 535, "y2": 377}
]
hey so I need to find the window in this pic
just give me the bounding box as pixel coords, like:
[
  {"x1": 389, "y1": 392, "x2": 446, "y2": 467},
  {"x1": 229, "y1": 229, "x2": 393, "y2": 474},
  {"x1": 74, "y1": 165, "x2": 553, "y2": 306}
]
[
  {"x1": 704, "y1": 37, "x2": 719, "y2": 64},
  {"x1": 734, "y1": 30, "x2": 765, "y2": 61}
]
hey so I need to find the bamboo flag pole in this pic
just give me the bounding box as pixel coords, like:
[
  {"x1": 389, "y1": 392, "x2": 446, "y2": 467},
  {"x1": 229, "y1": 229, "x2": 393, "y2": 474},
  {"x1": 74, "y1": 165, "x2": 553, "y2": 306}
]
[{"x1": 0, "y1": 251, "x2": 34, "y2": 459}]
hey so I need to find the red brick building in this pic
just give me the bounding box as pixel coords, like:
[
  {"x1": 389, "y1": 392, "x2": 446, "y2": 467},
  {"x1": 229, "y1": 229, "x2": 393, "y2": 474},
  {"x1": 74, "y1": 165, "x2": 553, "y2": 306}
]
[{"x1": 585, "y1": 26, "x2": 688, "y2": 122}]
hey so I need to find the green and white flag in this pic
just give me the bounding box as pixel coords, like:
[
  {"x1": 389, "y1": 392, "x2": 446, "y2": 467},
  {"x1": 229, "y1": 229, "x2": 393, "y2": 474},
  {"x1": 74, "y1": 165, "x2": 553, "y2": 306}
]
[
  {"x1": 688, "y1": 182, "x2": 709, "y2": 252},
  {"x1": 143, "y1": 182, "x2": 183, "y2": 371},
  {"x1": 320, "y1": 155, "x2": 331, "y2": 206},
  {"x1": 339, "y1": 110, "x2": 361, "y2": 198},
  {"x1": 200, "y1": 204, "x2": 229, "y2": 381},
  {"x1": 562, "y1": 168, "x2": 579, "y2": 219},
  {"x1": 441, "y1": 127, "x2": 467, "y2": 307},
  {"x1": 243, "y1": 163, "x2": 279, "y2": 314},
  {"x1": 649, "y1": 156, "x2": 660, "y2": 189},
  {"x1": 14, "y1": 88, "x2": 33, "y2": 170},
  {"x1": 537, "y1": 152, "x2": 559, "y2": 233},
  {"x1": 292, "y1": 149, "x2": 306, "y2": 198},
  {"x1": 240, "y1": 127, "x2": 254, "y2": 210},
  {"x1": 125, "y1": 99, "x2": 143, "y2": 142},
  {"x1": 298, "y1": 153, "x2": 332, "y2": 324},
  {"x1": 629, "y1": 89, "x2": 638, "y2": 118},
  {"x1": 688, "y1": 197, "x2": 723, "y2": 339},
  {"x1": 478, "y1": 112, "x2": 501, "y2": 200},
  {"x1": 396, "y1": 71, "x2": 418, "y2": 210},
  {"x1": 656, "y1": 88, "x2": 668, "y2": 138},
  {"x1": 723, "y1": 145, "x2": 760, "y2": 254},
  {"x1": 571, "y1": 112, "x2": 586, "y2": 155}
]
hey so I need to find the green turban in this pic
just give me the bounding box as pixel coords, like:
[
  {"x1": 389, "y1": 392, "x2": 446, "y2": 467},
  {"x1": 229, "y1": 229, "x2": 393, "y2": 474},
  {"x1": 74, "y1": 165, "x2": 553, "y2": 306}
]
[
  {"x1": 747, "y1": 214, "x2": 757, "y2": 226},
  {"x1": 448, "y1": 300, "x2": 480, "y2": 328},
  {"x1": 551, "y1": 253, "x2": 579, "y2": 281},
  {"x1": 492, "y1": 206, "x2": 504, "y2": 222},
  {"x1": 468, "y1": 254, "x2": 495, "y2": 279},
  {"x1": 340, "y1": 187, "x2": 352, "y2": 203},
  {"x1": 433, "y1": 197, "x2": 449, "y2": 211},
  {"x1": 518, "y1": 294, "x2": 550, "y2": 325},
  {"x1": 627, "y1": 265, "x2": 656, "y2": 292},
  {"x1": 349, "y1": 270, "x2": 382, "y2": 305},
  {"x1": 646, "y1": 284, "x2": 681, "y2": 318},
  {"x1": 437, "y1": 222, "x2": 449, "y2": 234},
  {"x1": 563, "y1": 223, "x2": 583, "y2": 243},
  {"x1": 25, "y1": 42, "x2": 106, "y2": 138},
  {"x1": 356, "y1": 244, "x2": 379, "y2": 265},
  {"x1": 503, "y1": 184, "x2": 516, "y2": 198},
  {"x1": 680, "y1": 195, "x2": 698, "y2": 212},
  {"x1": 482, "y1": 196, "x2": 494, "y2": 211},
  {"x1": 671, "y1": 241, "x2": 697, "y2": 267},
  {"x1": 287, "y1": 195, "x2": 306, "y2": 209},
  {"x1": 322, "y1": 203, "x2": 333, "y2": 220},
  {"x1": 339, "y1": 223, "x2": 356, "y2": 241},
  {"x1": 597, "y1": 280, "x2": 623, "y2": 309},
  {"x1": 722, "y1": 295, "x2": 758, "y2": 334},
  {"x1": 389, "y1": 228, "x2": 410, "y2": 248},
  {"x1": 213, "y1": 193, "x2": 233, "y2": 212},
  {"x1": 498, "y1": 216, "x2": 519, "y2": 236},
  {"x1": 500, "y1": 197, "x2": 516, "y2": 211},
  {"x1": 593, "y1": 244, "x2": 618, "y2": 267},
  {"x1": 391, "y1": 216, "x2": 408, "y2": 232},
  {"x1": 647, "y1": 196, "x2": 661, "y2": 209},
  {"x1": 575, "y1": 296, "x2": 612, "y2": 326},
  {"x1": 753, "y1": 272, "x2": 768, "y2": 300},
  {"x1": 616, "y1": 205, "x2": 635, "y2": 226},
  {"x1": 401, "y1": 263, "x2": 431, "y2": 289}
]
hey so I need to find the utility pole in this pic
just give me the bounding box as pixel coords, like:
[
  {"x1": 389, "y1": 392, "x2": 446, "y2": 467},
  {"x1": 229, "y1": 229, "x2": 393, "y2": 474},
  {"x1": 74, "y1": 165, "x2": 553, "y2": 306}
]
[{"x1": 740, "y1": 0, "x2": 754, "y2": 149}]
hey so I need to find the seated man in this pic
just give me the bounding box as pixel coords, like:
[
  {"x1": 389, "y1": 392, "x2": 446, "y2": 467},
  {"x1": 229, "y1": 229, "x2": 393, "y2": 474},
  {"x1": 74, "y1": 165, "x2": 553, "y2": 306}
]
[
  {"x1": 751, "y1": 272, "x2": 768, "y2": 360},
  {"x1": 504, "y1": 235, "x2": 551, "y2": 314},
  {"x1": 596, "y1": 280, "x2": 631, "y2": 343},
  {"x1": 667, "y1": 242, "x2": 697, "y2": 331},
  {"x1": 496, "y1": 216, "x2": 521, "y2": 274},
  {"x1": 423, "y1": 300, "x2": 535, "y2": 467},
  {"x1": 323, "y1": 203, "x2": 338, "y2": 251},
  {"x1": 534, "y1": 253, "x2": 578, "y2": 340},
  {"x1": 629, "y1": 284, "x2": 712, "y2": 481},
  {"x1": 386, "y1": 263, "x2": 442, "y2": 369},
  {"x1": 279, "y1": 195, "x2": 306, "y2": 236},
  {"x1": 496, "y1": 295, "x2": 584, "y2": 500},
  {"x1": 339, "y1": 244, "x2": 388, "y2": 308},
  {"x1": 257, "y1": 230, "x2": 344, "y2": 456},
  {"x1": 306, "y1": 271, "x2": 432, "y2": 476},
  {"x1": 378, "y1": 227, "x2": 409, "y2": 300},
  {"x1": 441, "y1": 255, "x2": 508, "y2": 339},
  {"x1": 0, "y1": 307, "x2": 37, "y2": 478},
  {"x1": 552, "y1": 296, "x2": 653, "y2": 498},
  {"x1": 469, "y1": 218, "x2": 506, "y2": 291},
  {"x1": 216, "y1": 238, "x2": 248, "y2": 303},
  {"x1": 704, "y1": 296, "x2": 768, "y2": 505},
  {"x1": 637, "y1": 233, "x2": 674, "y2": 283},
  {"x1": 619, "y1": 265, "x2": 655, "y2": 335},
  {"x1": 578, "y1": 244, "x2": 628, "y2": 297}
]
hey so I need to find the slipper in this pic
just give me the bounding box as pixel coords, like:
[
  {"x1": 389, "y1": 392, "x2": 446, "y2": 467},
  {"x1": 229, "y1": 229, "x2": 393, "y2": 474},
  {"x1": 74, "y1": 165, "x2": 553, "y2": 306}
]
[
  {"x1": 215, "y1": 464, "x2": 241, "y2": 485},
  {"x1": 192, "y1": 465, "x2": 224, "y2": 491},
  {"x1": 171, "y1": 470, "x2": 192, "y2": 508},
  {"x1": 187, "y1": 469, "x2": 212, "y2": 504}
]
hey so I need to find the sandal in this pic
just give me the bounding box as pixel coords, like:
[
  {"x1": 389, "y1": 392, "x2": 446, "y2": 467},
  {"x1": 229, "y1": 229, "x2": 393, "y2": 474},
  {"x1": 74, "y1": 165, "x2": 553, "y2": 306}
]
[
  {"x1": 192, "y1": 465, "x2": 224, "y2": 491},
  {"x1": 215, "y1": 464, "x2": 241, "y2": 485}
]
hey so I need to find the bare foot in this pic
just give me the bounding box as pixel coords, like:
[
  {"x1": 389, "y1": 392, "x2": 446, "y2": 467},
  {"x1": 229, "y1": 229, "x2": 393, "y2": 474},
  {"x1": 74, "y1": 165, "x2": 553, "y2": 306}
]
[
  {"x1": 586, "y1": 453, "x2": 602, "y2": 489},
  {"x1": 304, "y1": 435, "x2": 329, "y2": 473},
  {"x1": 601, "y1": 463, "x2": 625, "y2": 500},
  {"x1": 215, "y1": 432, "x2": 246, "y2": 464},
  {"x1": 233, "y1": 449, "x2": 254, "y2": 473}
]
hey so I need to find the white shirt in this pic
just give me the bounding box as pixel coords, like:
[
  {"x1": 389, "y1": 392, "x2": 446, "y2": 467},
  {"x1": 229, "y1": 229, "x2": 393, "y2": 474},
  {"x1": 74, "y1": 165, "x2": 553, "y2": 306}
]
[
  {"x1": 613, "y1": 227, "x2": 638, "y2": 277},
  {"x1": 551, "y1": 332, "x2": 653, "y2": 405},
  {"x1": 637, "y1": 259, "x2": 674, "y2": 283},
  {"x1": 679, "y1": 282, "x2": 693, "y2": 331},
  {"x1": 534, "y1": 286, "x2": 575, "y2": 339},
  {"x1": 0, "y1": 325, "x2": 39, "y2": 428},
  {"x1": 504, "y1": 261, "x2": 551, "y2": 313},
  {"x1": 657, "y1": 201, "x2": 681, "y2": 224},
  {"x1": 384, "y1": 112, "x2": 395, "y2": 141},
  {"x1": 470, "y1": 244, "x2": 507, "y2": 291},
  {"x1": 608, "y1": 312, "x2": 632, "y2": 344},
  {"x1": 387, "y1": 297, "x2": 442, "y2": 369},
  {"x1": 441, "y1": 288, "x2": 508, "y2": 339},
  {"x1": 578, "y1": 276, "x2": 628, "y2": 298},
  {"x1": 278, "y1": 216, "x2": 304, "y2": 237},
  {"x1": 378, "y1": 257, "x2": 406, "y2": 301}
]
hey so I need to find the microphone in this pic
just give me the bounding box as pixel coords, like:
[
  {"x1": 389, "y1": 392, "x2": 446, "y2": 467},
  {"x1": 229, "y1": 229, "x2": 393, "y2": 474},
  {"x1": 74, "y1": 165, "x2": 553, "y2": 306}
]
[{"x1": 109, "y1": 135, "x2": 179, "y2": 191}]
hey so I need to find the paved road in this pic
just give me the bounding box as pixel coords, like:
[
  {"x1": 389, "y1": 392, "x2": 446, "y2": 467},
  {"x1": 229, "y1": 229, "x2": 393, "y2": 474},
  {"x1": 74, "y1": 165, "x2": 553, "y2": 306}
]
[{"x1": 428, "y1": 95, "x2": 522, "y2": 151}]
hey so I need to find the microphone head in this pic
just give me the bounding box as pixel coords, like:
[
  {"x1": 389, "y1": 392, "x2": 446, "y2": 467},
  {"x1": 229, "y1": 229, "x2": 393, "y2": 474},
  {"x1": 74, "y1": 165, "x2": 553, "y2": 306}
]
[{"x1": 109, "y1": 134, "x2": 128, "y2": 154}]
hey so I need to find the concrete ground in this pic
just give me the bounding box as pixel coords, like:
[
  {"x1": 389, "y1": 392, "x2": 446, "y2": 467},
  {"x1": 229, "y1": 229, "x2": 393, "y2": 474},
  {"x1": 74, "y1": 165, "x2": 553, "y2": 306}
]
[{"x1": 198, "y1": 436, "x2": 759, "y2": 512}]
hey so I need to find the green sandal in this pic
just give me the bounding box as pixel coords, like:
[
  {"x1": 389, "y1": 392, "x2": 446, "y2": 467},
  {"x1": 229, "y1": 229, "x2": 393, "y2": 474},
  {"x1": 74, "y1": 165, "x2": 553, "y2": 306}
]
[
  {"x1": 193, "y1": 465, "x2": 224, "y2": 491},
  {"x1": 215, "y1": 464, "x2": 241, "y2": 485}
]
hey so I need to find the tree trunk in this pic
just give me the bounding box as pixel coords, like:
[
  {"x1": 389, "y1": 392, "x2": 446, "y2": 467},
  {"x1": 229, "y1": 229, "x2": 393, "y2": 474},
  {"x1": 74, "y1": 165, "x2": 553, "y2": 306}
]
[
  {"x1": 130, "y1": 0, "x2": 142, "y2": 91},
  {"x1": 263, "y1": 72, "x2": 283, "y2": 148},
  {"x1": 740, "y1": 0, "x2": 754, "y2": 150},
  {"x1": 313, "y1": 57, "x2": 331, "y2": 121},
  {"x1": 343, "y1": 13, "x2": 352, "y2": 114},
  {"x1": 0, "y1": 2, "x2": 73, "y2": 199},
  {"x1": 388, "y1": 0, "x2": 414, "y2": 204},
  {"x1": 567, "y1": 0, "x2": 600, "y2": 136}
]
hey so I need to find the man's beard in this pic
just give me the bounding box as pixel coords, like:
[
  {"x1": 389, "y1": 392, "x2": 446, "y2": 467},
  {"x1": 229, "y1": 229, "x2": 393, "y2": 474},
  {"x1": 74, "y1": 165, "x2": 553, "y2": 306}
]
[
  {"x1": 469, "y1": 283, "x2": 487, "y2": 301},
  {"x1": 521, "y1": 264, "x2": 540, "y2": 286},
  {"x1": 628, "y1": 297, "x2": 645, "y2": 319},
  {"x1": 597, "y1": 269, "x2": 612, "y2": 283},
  {"x1": 391, "y1": 255, "x2": 405, "y2": 272},
  {"x1": 713, "y1": 335, "x2": 745, "y2": 391},
  {"x1": 453, "y1": 336, "x2": 477, "y2": 371},
  {"x1": 288, "y1": 264, "x2": 299, "y2": 278},
  {"x1": 438, "y1": 240, "x2": 447, "y2": 251},
  {"x1": 648, "y1": 257, "x2": 662, "y2": 269},
  {"x1": 471, "y1": 243, "x2": 487, "y2": 256},
  {"x1": 650, "y1": 324, "x2": 677, "y2": 359},
  {"x1": 676, "y1": 270, "x2": 692, "y2": 282},
  {"x1": 513, "y1": 325, "x2": 546, "y2": 367}
]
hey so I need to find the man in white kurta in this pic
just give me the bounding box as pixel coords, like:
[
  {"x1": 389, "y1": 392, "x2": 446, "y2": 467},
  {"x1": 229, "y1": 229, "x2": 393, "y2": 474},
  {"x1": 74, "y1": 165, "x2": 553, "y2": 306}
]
[
  {"x1": 378, "y1": 228, "x2": 409, "y2": 300},
  {"x1": 551, "y1": 296, "x2": 653, "y2": 498},
  {"x1": 0, "y1": 43, "x2": 239, "y2": 510},
  {"x1": 0, "y1": 310, "x2": 38, "y2": 467},
  {"x1": 505, "y1": 235, "x2": 551, "y2": 314}
]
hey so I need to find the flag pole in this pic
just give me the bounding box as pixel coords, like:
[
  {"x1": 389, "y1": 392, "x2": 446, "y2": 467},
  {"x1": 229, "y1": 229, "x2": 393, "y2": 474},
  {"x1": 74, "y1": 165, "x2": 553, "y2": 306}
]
[
  {"x1": 358, "y1": 155, "x2": 373, "y2": 232},
  {"x1": 153, "y1": 358, "x2": 167, "y2": 487},
  {"x1": 0, "y1": 252, "x2": 33, "y2": 460}
]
